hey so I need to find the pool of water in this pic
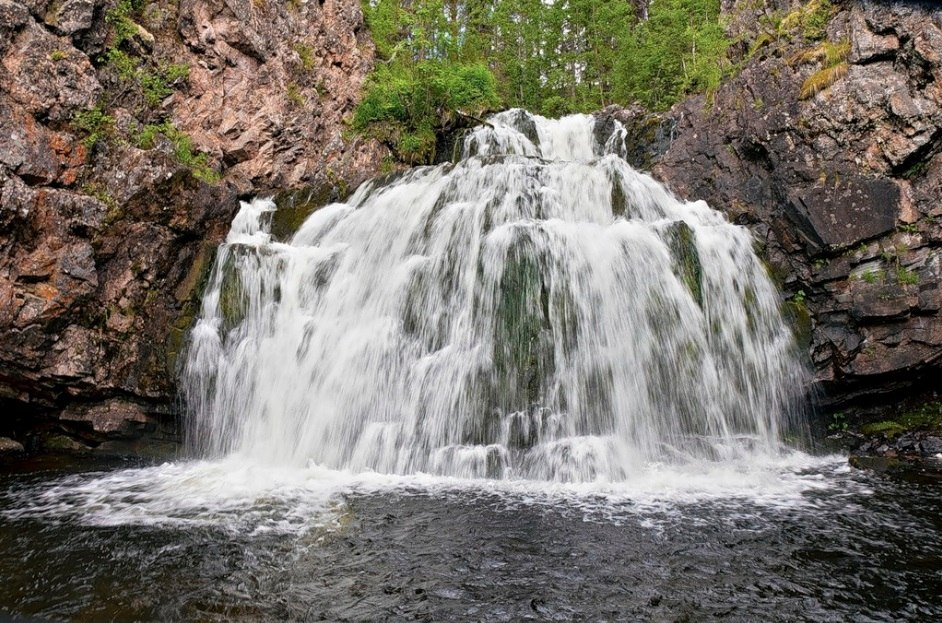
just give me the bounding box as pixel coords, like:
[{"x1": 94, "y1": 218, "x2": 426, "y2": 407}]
[{"x1": 1, "y1": 454, "x2": 940, "y2": 622}]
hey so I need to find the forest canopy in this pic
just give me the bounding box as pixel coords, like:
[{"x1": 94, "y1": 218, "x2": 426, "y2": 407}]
[{"x1": 354, "y1": 0, "x2": 731, "y2": 163}]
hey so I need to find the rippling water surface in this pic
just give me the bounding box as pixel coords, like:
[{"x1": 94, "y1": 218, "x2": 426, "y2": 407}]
[{"x1": 1, "y1": 455, "x2": 940, "y2": 622}]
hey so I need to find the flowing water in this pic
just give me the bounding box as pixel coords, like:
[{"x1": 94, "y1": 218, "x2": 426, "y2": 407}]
[
  {"x1": 1, "y1": 110, "x2": 940, "y2": 621},
  {"x1": 185, "y1": 109, "x2": 808, "y2": 479}
]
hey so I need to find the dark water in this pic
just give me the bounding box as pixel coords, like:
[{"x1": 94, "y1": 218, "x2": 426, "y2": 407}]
[{"x1": 1, "y1": 456, "x2": 940, "y2": 622}]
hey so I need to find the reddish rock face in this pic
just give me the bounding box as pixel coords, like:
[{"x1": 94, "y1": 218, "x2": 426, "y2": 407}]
[{"x1": 0, "y1": 0, "x2": 386, "y2": 451}]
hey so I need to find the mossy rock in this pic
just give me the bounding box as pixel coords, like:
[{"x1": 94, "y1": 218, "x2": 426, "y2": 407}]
[
  {"x1": 862, "y1": 402, "x2": 942, "y2": 438},
  {"x1": 493, "y1": 234, "x2": 553, "y2": 410},
  {"x1": 42, "y1": 434, "x2": 92, "y2": 453},
  {"x1": 270, "y1": 183, "x2": 338, "y2": 241},
  {"x1": 610, "y1": 173, "x2": 628, "y2": 219},
  {"x1": 218, "y1": 251, "x2": 247, "y2": 331},
  {"x1": 664, "y1": 221, "x2": 703, "y2": 307},
  {"x1": 784, "y1": 300, "x2": 813, "y2": 350}
]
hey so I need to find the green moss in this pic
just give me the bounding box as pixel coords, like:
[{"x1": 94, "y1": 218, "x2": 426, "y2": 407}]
[
  {"x1": 861, "y1": 420, "x2": 907, "y2": 438},
  {"x1": 779, "y1": 0, "x2": 834, "y2": 41},
  {"x1": 293, "y1": 43, "x2": 315, "y2": 71},
  {"x1": 610, "y1": 177, "x2": 628, "y2": 218},
  {"x1": 72, "y1": 106, "x2": 115, "y2": 149},
  {"x1": 861, "y1": 402, "x2": 942, "y2": 438}
]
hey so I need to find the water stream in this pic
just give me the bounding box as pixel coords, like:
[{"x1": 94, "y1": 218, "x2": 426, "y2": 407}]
[{"x1": 1, "y1": 110, "x2": 939, "y2": 621}]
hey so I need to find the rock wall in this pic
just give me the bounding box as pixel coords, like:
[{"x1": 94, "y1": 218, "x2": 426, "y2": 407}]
[
  {"x1": 0, "y1": 0, "x2": 385, "y2": 452},
  {"x1": 647, "y1": 0, "x2": 942, "y2": 409}
]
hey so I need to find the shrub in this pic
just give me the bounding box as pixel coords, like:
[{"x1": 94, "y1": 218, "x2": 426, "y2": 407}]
[{"x1": 353, "y1": 61, "x2": 499, "y2": 164}]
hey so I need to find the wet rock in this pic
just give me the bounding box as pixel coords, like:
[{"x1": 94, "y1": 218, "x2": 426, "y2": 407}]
[
  {"x1": 595, "y1": 105, "x2": 674, "y2": 171},
  {"x1": 920, "y1": 436, "x2": 942, "y2": 455},
  {"x1": 42, "y1": 434, "x2": 91, "y2": 452},
  {"x1": 0, "y1": 436, "x2": 25, "y2": 454},
  {"x1": 60, "y1": 399, "x2": 154, "y2": 435},
  {"x1": 664, "y1": 221, "x2": 704, "y2": 307}
]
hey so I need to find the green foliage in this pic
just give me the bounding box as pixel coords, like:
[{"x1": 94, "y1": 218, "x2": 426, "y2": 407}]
[
  {"x1": 140, "y1": 62, "x2": 190, "y2": 106},
  {"x1": 50, "y1": 49, "x2": 67, "y2": 61},
  {"x1": 356, "y1": 0, "x2": 731, "y2": 155},
  {"x1": 828, "y1": 411, "x2": 848, "y2": 432},
  {"x1": 105, "y1": 0, "x2": 139, "y2": 47},
  {"x1": 105, "y1": 49, "x2": 189, "y2": 107},
  {"x1": 101, "y1": 0, "x2": 189, "y2": 109},
  {"x1": 354, "y1": 61, "x2": 499, "y2": 163},
  {"x1": 614, "y1": 0, "x2": 731, "y2": 110},
  {"x1": 896, "y1": 266, "x2": 918, "y2": 285},
  {"x1": 137, "y1": 121, "x2": 219, "y2": 182},
  {"x1": 286, "y1": 83, "x2": 306, "y2": 107},
  {"x1": 72, "y1": 106, "x2": 115, "y2": 148},
  {"x1": 104, "y1": 47, "x2": 138, "y2": 80},
  {"x1": 860, "y1": 270, "x2": 883, "y2": 284}
]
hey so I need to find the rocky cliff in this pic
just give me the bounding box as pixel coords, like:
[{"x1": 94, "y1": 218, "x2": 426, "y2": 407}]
[
  {"x1": 632, "y1": 0, "x2": 942, "y2": 419},
  {"x1": 0, "y1": 0, "x2": 385, "y2": 453}
]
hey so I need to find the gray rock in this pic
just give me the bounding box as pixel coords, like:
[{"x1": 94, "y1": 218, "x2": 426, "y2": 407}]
[
  {"x1": 43, "y1": 0, "x2": 98, "y2": 35},
  {"x1": 920, "y1": 436, "x2": 942, "y2": 456}
]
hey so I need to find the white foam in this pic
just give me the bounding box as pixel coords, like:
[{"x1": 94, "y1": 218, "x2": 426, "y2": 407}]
[{"x1": 1, "y1": 453, "x2": 853, "y2": 535}]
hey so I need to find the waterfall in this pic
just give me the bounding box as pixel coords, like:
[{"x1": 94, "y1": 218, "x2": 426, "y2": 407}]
[{"x1": 183, "y1": 109, "x2": 809, "y2": 483}]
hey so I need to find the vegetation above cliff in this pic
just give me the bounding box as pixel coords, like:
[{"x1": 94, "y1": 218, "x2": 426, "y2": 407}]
[{"x1": 355, "y1": 0, "x2": 732, "y2": 163}]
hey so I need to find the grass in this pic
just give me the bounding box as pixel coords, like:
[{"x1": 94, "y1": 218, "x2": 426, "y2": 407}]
[
  {"x1": 137, "y1": 121, "x2": 219, "y2": 182},
  {"x1": 800, "y1": 61, "x2": 848, "y2": 99},
  {"x1": 896, "y1": 266, "x2": 919, "y2": 285},
  {"x1": 789, "y1": 39, "x2": 850, "y2": 67},
  {"x1": 286, "y1": 83, "x2": 306, "y2": 108},
  {"x1": 792, "y1": 37, "x2": 850, "y2": 101},
  {"x1": 778, "y1": 0, "x2": 835, "y2": 41}
]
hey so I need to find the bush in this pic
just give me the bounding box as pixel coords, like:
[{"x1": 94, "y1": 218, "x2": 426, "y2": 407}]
[{"x1": 353, "y1": 61, "x2": 499, "y2": 164}]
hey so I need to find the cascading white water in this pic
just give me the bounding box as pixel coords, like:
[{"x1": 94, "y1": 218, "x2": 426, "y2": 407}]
[{"x1": 183, "y1": 109, "x2": 809, "y2": 483}]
